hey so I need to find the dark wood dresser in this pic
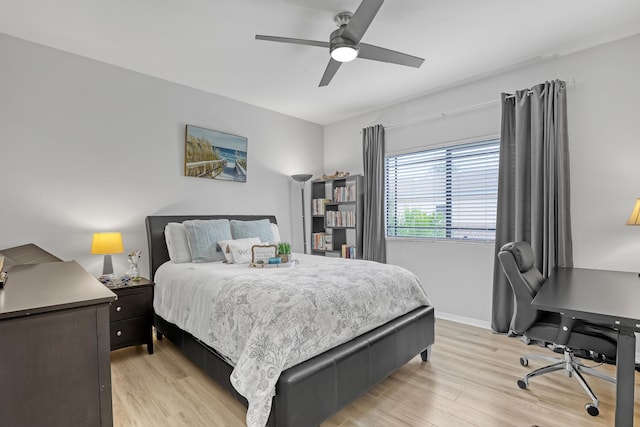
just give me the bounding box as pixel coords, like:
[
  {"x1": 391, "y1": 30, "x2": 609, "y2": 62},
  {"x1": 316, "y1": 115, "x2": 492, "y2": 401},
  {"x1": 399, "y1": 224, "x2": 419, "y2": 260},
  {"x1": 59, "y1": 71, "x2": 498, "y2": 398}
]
[{"x1": 0, "y1": 260, "x2": 116, "y2": 427}]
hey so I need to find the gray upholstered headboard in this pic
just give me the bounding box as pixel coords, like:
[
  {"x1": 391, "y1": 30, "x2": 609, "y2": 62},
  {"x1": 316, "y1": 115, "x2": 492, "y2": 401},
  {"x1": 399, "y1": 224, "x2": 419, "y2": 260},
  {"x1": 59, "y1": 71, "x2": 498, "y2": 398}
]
[{"x1": 145, "y1": 215, "x2": 278, "y2": 279}]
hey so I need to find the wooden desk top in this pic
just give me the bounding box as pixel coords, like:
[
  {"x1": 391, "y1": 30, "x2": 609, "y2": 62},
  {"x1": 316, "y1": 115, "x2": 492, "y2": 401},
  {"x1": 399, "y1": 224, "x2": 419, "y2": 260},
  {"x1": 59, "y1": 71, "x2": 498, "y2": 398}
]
[
  {"x1": 533, "y1": 267, "x2": 640, "y2": 330},
  {"x1": 0, "y1": 261, "x2": 116, "y2": 320}
]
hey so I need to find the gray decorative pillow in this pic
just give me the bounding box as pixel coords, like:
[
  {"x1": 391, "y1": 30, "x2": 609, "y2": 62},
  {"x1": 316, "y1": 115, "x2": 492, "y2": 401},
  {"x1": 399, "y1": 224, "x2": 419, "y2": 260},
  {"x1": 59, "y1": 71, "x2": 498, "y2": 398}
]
[
  {"x1": 183, "y1": 219, "x2": 232, "y2": 262},
  {"x1": 230, "y1": 219, "x2": 275, "y2": 243}
]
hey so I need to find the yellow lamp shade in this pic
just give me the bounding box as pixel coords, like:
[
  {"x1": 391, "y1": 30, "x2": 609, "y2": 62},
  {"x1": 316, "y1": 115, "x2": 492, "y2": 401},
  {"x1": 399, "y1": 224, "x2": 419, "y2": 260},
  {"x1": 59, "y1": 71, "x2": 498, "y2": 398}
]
[
  {"x1": 91, "y1": 232, "x2": 124, "y2": 255},
  {"x1": 627, "y1": 199, "x2": 640, "y2": 225}
]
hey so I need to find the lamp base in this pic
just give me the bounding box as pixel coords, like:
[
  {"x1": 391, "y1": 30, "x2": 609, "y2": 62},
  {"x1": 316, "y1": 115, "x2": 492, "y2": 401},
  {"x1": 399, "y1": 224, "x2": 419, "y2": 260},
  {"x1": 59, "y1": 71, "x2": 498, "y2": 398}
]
[{"x1": 102, "y1": 254, "x2": 114, "y2": 275}]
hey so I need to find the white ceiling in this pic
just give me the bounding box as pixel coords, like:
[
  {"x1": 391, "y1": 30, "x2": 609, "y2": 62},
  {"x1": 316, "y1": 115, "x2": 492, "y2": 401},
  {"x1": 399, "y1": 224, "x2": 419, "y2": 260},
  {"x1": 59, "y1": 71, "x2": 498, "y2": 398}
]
[{"x1": 1, "y1": 0, "x2": 640, "y2": 125}]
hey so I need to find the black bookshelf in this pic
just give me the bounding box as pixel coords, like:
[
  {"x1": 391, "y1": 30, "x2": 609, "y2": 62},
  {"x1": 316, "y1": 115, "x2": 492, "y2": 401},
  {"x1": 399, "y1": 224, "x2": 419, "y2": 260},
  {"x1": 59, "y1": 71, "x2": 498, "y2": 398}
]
[{"x1": 310, "y1": 175, "x2": 363, "y2": 259}]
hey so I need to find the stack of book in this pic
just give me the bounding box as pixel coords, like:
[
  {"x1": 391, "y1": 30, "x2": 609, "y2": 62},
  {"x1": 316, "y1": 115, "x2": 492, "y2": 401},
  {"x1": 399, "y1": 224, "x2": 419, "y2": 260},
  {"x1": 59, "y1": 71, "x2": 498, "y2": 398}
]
[
  {"x1": 312, "y1": 232, "x2": 326, "y2": 250},
  {"x1": 325, "y1": 211, "x2": 356, "y2": 227},
  {"x1": 312, "y1": 198, "x2": 332, "y2": 215},
  {"x1": 341, "y1": 244, "x2": 357, "y2": 259},
  {"x1": 333, "y1": 184, "x2": 356, "y2": 202}
]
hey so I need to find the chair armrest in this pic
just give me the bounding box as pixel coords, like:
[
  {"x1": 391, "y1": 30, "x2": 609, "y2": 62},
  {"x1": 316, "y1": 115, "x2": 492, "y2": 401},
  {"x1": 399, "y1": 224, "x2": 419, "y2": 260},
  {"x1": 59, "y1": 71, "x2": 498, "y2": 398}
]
[{"x1": 553, "y1": 314, "x2": 576, "y2": 346}]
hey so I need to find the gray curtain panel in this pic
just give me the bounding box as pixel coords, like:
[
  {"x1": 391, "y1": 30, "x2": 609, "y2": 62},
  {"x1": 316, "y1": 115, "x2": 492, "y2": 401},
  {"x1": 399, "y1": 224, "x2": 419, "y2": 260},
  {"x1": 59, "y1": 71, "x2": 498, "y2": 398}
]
[
  {"x1": 362, "y1": 124, "x2": 386, "y2": 263},
  {"x1": 491, "y1": 80, "x2": 573, "y2": 333}
]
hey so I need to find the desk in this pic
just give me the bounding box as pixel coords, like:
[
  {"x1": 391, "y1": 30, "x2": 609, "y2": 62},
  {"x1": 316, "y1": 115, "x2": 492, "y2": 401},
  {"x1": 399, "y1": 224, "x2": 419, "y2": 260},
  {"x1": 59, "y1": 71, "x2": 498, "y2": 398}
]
[{"x1": 533, "y1": 267, "x2": 640, "y2": 427}]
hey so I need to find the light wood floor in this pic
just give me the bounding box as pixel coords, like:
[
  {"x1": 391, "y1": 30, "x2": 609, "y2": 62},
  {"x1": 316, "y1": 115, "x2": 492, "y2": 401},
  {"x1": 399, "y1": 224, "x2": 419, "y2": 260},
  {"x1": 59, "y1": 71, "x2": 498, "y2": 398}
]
[{"x1": 111, "y1": 319, "x2": 640, "y2": 426}]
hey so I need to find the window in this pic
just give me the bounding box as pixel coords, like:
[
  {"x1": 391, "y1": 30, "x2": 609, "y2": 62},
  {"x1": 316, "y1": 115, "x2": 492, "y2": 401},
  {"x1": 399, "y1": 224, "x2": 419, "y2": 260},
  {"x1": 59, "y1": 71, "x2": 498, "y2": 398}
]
[{"x1": 385, "y1": 138, "x2": 499, "y2": 241}]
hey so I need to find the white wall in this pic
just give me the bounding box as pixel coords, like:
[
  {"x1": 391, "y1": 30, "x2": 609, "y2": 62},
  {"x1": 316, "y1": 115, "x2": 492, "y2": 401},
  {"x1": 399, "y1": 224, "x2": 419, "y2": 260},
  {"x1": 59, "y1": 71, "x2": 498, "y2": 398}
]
[
  {"x1": 0, "y1": 33, "x2": 324, "y2": 277},
  {"x1": 324, "y1": 34, "x2": 640, "y2": 327},
  {"x1": 3, "y1": 30, "x2": 639, "y2": 330}
]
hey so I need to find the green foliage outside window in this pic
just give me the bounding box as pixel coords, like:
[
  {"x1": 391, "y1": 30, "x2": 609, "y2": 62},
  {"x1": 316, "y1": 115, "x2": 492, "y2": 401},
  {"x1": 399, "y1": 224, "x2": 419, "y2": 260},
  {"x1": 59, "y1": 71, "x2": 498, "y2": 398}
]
[{"x1": 392, "y1": 209, "x2": 446, "y2": 237}]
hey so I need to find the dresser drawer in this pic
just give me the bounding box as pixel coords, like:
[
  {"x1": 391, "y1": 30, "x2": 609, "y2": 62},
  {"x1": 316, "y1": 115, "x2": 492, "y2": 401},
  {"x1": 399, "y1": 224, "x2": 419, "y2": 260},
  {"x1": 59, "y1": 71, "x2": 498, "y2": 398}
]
[
  {"x1": 110, "y1": 316, "x2": 148, "y2": 348},
  {"x1": 110, "y1": 292, "x2": 148, "y2": 321}
]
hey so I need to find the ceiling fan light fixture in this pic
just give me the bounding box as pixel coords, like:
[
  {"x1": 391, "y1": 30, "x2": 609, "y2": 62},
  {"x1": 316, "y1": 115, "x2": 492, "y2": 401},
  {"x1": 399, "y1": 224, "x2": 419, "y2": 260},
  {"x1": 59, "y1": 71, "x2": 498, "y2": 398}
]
[
  {"x1": 330, "y1": 44, "x2": 358, "y2": 62},
  {"x1": 256, "y1": 1, "x2": 423, "y2": 86}
]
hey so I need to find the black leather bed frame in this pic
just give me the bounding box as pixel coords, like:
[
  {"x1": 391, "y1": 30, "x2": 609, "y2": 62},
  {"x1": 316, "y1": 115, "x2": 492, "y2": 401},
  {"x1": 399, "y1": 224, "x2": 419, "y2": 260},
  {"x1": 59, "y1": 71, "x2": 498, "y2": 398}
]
[{"x1": 146, "y1": 215, "x2": 435, "y2": 427}]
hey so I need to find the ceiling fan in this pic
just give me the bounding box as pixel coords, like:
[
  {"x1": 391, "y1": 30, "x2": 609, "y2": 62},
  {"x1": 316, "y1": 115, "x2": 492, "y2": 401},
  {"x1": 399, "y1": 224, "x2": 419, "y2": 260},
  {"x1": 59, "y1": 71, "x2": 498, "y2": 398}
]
[{"x1": 255, "y1": 0, "x2": 425, "y2": 87}]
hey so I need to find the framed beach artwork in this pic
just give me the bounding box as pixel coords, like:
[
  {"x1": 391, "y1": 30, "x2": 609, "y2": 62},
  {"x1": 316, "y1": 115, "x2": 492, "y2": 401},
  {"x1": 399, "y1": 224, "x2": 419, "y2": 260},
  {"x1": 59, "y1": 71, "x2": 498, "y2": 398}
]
[{"x1": 184, "y1": 125, "x2": 248, "y2": 182}]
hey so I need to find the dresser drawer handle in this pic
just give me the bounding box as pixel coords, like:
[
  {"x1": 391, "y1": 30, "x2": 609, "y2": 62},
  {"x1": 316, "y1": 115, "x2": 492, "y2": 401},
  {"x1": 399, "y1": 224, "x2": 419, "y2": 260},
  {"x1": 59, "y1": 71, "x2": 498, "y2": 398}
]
[
  {"x1": 116, "y1": 306, "x2": 122, "y2": 312},
  {"x1": 116, "y1": 330, "x2": 122, "y2": 337}
]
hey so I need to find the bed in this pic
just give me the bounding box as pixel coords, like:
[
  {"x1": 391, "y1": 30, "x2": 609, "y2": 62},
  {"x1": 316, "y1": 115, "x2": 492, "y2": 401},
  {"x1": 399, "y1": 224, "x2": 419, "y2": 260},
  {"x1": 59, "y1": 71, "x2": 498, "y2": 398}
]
[{"x1": 146, "y1": 214, "x2": 435, "y2": 427}]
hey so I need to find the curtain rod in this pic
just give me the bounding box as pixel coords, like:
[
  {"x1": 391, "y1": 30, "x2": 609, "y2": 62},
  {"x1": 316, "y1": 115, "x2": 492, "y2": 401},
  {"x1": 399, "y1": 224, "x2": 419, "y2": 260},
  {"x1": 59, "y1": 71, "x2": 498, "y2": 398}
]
[
  {"x1": 371, "y1": 78, "x2": 575, "y2": 131},
  {"x1": 381, "y1": 98, "x2": 499, "y2": 130}
]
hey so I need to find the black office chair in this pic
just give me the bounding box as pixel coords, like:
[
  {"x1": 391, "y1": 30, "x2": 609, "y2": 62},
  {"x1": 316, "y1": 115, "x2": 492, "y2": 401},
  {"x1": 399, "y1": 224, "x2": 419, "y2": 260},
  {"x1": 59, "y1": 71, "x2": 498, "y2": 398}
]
[{"x1": 497, "y1": 241, "x2": 617, "y2": 416}]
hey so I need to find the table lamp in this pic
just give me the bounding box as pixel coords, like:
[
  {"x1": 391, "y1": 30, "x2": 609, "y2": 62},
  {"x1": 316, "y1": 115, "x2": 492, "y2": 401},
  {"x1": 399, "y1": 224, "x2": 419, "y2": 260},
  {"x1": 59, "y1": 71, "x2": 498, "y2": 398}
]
[
  {"x1": 91, "y1": 232, "x2": 124, "y2": 275},
  {"x1": 291, "y1": 174, "x2": 313, "y2": 254},
  {"x1": 626, "y1": 198, "x2": 640, "y2": 226},
  {"x1": 626, "y1": 198, "x2": 640, "y2": 277}
]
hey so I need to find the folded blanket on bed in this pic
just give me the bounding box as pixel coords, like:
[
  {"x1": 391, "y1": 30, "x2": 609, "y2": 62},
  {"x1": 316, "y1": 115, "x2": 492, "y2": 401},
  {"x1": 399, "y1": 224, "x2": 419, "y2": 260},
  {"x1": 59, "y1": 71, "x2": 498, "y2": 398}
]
[{"x1": 154, "y1": 254, "x2": 430, "y2": 427}]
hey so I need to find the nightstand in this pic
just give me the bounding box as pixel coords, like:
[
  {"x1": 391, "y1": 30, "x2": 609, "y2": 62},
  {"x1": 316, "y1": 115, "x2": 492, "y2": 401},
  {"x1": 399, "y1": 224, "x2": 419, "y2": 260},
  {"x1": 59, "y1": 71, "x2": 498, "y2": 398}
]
[{"x1": 108, "y1": 278, "x2": 154, "y2": 354}]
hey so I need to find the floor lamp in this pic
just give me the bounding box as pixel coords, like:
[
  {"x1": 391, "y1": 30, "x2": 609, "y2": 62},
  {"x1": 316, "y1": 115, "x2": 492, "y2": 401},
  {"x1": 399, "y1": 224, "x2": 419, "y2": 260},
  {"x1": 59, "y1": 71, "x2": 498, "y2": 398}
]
[{"x1": 291, "y1": 174, "x2": 313, "y2": 254}]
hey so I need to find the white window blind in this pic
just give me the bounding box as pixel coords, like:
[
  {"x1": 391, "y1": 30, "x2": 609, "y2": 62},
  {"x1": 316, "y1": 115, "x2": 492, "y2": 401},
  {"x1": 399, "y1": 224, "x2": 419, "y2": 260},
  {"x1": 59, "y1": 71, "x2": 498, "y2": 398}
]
[{"x1": 385, "y1": 138, "x2": 499, "y2": 240}]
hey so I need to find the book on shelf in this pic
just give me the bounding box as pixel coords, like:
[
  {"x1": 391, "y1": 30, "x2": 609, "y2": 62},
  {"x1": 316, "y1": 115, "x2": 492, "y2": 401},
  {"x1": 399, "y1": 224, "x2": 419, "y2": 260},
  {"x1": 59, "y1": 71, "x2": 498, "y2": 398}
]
[
  {"x1": 325, "y1": 211, "x2": 356, "y2": 227},
  {"x1": 341, "y1": 244, "x2": 357, "y2": 259},
  {"x1": 332, "y1": 184, "x2": 356, "y2": 203},
  {"x1": 312, "y1": 198, "x2": 332, "y2": 215},
  {"x1": 312, "y1": 232, "x2": 328, "y2": 250}
]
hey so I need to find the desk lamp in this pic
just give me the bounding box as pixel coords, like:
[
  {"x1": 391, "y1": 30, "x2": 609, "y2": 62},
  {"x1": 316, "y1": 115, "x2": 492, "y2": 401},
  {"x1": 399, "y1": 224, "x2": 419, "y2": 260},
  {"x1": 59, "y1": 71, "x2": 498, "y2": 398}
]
[
  {"x1": 91, "y1": 232, "x2": 124, "y2": 275},
  {"x1": 291, "y1": 174, "x2": 313, "y2": 254}
]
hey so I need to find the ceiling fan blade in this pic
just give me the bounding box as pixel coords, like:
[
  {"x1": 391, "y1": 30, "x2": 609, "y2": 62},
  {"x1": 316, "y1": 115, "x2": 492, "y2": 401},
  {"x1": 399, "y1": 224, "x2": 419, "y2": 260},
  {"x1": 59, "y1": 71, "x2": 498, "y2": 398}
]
[
  {"x1": 358, "y1": 43, "x2": 424, "y2": 68},
  {"x1": 255, "y1": 35, "x2": 329, "y2": 48},
  {"x1": 319, "y1": 58, "x2": 342, "y2": 87},
  {"x1": 342, "y1": 0, "x2": 384, "y2": 43}
]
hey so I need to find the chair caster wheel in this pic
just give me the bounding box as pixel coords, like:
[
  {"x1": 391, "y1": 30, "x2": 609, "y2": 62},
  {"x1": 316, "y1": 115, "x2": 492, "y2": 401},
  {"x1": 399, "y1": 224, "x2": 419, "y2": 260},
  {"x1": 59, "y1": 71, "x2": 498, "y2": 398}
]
[
  {"x1": 585, "y1": 404, "x2": 599, "y2": 416},
  {"x1": 519, "y1": 357, "x2": 528, "y2": 366},
  {"x1": 517, "y1": 379, "x2": 528, "y2": 389}
]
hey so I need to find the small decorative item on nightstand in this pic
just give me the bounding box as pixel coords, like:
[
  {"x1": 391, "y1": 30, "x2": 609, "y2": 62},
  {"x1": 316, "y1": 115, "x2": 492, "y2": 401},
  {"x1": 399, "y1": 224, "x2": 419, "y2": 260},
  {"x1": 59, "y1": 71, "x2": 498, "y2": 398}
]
[{"x1": 127, "y1": 250, "x2": 141, "y2": 281}]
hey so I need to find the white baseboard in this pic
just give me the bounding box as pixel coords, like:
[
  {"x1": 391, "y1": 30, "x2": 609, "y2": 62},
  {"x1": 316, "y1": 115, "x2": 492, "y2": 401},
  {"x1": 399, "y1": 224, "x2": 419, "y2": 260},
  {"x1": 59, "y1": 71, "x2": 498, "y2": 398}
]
[{"x1": 435, "y1": 311, "x2": 491, "y2": 330}]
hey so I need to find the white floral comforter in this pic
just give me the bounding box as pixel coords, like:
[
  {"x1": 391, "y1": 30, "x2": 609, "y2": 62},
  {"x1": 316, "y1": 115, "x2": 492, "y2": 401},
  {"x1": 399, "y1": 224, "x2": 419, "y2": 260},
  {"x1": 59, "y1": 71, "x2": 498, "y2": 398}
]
[{"x1": 154, "y1": 254, "x2": 431, "y2": 427}]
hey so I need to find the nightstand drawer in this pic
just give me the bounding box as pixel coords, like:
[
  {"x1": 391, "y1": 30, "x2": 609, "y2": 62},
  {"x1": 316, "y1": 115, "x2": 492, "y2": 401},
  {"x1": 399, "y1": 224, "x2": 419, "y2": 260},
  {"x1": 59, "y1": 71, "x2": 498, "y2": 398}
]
[
  {"x1": 110, "y1": 316, "x2": 147, "y2": 348},
  {"x1": 110, "y1": 292, "x2": 148, "y2": 321}
]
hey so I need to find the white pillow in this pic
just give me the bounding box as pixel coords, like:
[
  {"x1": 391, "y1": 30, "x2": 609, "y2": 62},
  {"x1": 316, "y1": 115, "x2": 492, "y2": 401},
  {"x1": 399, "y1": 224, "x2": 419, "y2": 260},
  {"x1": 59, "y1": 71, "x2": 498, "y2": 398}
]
[
  {"x1": 270, "y1": 223, "x2": 281, "y2": 244},
  {"x1": 228, "y1": 238, "x2": 263, "y2": 264},
  {"x1": 218, "y1": 238, "x2": 261, "y2": 264},
  {"x1": 165, "y1": 222, "x2": 192, "y2": 263}
]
